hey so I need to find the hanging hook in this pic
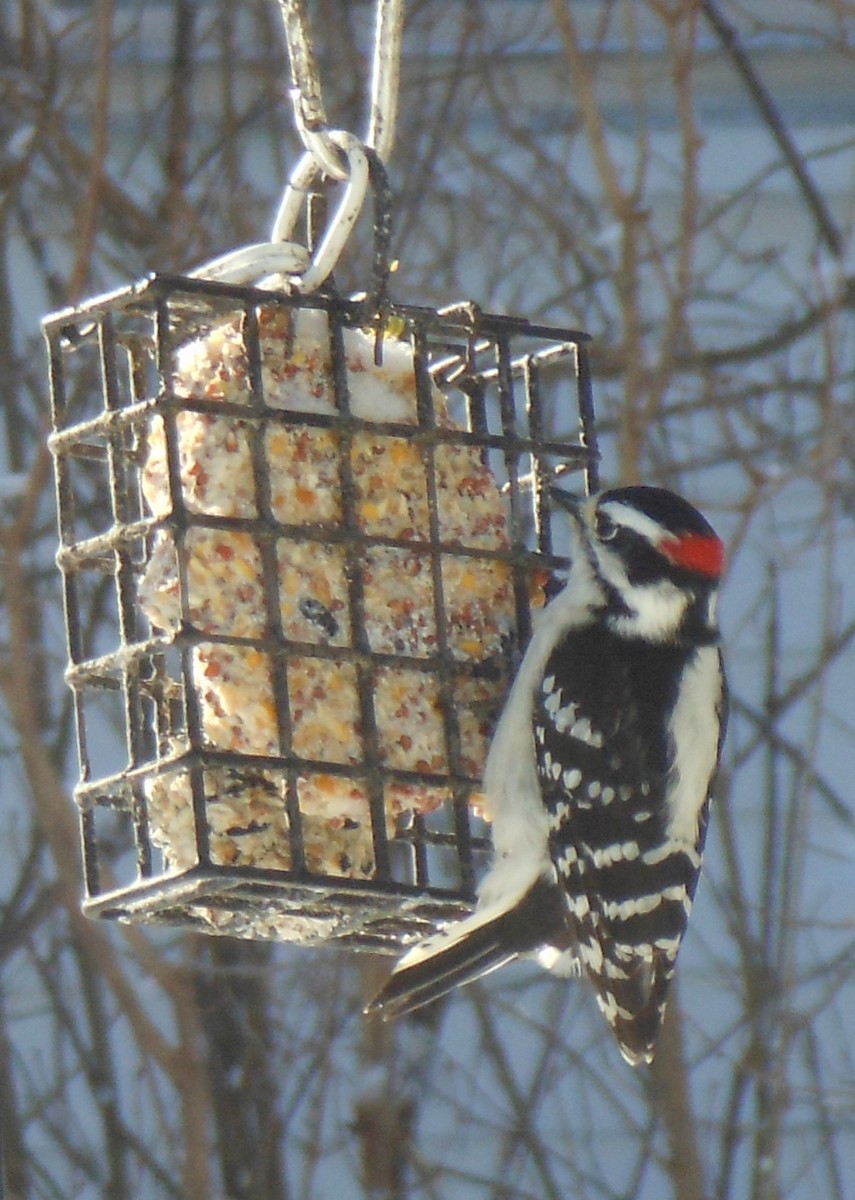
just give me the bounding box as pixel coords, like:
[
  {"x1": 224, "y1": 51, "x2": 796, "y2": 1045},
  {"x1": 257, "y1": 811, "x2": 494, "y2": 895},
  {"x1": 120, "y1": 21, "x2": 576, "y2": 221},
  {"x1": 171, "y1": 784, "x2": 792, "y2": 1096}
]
[
  {"x1": 280, "y1": 0, "x2": 402, "y2": 174},
  {"x1": 366, "y1": 0, "x2": 403, "y2": 163},
  {"x1": 191, "y1": 0, "x2": 402, "y2": 293},
  {"x1": 278, "y1": 0, "x2": 350, "y2": 180}
]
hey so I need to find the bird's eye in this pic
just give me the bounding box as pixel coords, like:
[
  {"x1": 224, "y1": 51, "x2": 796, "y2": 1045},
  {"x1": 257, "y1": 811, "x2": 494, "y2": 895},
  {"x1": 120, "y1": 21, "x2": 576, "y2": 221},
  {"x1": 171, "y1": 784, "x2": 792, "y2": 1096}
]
[{"x1": 596, "y1": 511, "x2": 618, "y2": 541}]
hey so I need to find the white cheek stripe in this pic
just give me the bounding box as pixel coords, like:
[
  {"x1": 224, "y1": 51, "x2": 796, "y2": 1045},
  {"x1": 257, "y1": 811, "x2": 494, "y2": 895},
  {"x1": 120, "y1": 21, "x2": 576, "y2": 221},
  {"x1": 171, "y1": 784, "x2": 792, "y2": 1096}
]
[
  {"x1": 598, "y1": 500, "x2": 670, "y2": 546},
  {"x1": 606, "y1": 573, "x2": 689, "y2": 641}
]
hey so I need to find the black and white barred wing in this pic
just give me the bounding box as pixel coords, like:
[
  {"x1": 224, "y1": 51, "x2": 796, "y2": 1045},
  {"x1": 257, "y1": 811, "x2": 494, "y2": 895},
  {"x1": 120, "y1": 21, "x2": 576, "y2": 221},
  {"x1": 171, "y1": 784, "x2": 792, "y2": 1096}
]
[{"x1": 534, "y1": 634, "x2": 719, "y2": 1065}]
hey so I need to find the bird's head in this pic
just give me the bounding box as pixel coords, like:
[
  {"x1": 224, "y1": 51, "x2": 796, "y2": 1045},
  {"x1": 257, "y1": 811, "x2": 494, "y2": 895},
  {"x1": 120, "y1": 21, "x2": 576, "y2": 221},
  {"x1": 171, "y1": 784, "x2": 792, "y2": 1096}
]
[{"x1": 551, "y1": 485, "x2": 726, "y2": 644}]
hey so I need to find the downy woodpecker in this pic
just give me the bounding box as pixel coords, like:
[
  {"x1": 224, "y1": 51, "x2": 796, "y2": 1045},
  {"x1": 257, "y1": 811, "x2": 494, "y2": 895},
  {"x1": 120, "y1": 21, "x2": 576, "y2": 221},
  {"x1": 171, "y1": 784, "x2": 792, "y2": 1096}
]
[{"x1": 367, "y1": 485, "x2": 727, "y2": 1066}]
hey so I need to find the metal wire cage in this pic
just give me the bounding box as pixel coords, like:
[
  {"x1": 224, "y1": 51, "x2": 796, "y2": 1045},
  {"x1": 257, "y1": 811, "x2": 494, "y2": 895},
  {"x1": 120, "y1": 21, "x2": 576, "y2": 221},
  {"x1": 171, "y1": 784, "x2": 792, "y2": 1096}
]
[{"x1": 44, "y1": 274, "x2": 597, "y2": 952}]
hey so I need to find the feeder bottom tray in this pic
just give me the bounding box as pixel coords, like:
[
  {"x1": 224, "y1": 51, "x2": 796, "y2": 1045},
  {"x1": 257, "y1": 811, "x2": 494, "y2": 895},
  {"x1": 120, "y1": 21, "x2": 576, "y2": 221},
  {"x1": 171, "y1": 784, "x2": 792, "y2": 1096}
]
[{"x1": 83, "y1": 867, "x2": 476, "y2": 953}]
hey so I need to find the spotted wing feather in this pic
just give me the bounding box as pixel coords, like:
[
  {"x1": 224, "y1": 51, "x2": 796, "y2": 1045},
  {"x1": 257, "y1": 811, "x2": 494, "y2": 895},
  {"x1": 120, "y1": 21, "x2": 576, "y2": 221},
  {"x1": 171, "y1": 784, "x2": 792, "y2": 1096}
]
[{"x1": 535, "y1": 626, "x2": 718, "y2": 1065}]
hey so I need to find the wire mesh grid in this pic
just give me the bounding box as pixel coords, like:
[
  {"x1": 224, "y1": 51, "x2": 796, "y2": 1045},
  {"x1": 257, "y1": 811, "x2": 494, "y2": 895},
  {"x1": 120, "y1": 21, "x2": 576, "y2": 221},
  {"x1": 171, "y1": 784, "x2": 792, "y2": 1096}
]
[{"x1": 44, "y1": 274, "x2": 597, "y2": 951}]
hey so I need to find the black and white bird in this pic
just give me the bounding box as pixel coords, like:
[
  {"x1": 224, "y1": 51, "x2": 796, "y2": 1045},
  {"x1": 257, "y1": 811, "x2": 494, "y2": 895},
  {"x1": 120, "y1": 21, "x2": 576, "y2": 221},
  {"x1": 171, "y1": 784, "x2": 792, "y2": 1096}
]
[{"x1": 367, "y1": 485, "x2": 728, "y2": 1066}]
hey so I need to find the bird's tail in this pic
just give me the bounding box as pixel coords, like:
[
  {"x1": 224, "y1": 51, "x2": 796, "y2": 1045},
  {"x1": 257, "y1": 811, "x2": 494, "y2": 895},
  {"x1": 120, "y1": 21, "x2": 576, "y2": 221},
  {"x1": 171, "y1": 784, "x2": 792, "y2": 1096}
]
[{"x1": 365, "y1": 876, "x2": 571, "y2": 1020}]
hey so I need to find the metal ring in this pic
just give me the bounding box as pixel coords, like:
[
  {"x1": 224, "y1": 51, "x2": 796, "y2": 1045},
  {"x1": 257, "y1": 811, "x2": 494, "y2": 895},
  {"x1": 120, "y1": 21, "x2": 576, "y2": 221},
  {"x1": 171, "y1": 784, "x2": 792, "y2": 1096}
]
[
  {"x1": 289, "y1": 92, "x2": 351, "y2": 182},
  {"x1": 272, "y1": 132, "x2": 371, "y2": 293},
  {"x1": 189, "y1": 241, "x2": 310, "y2": 286},
  {"x1": 189, "y1": 135, "x2": 369, "y2": 293}
]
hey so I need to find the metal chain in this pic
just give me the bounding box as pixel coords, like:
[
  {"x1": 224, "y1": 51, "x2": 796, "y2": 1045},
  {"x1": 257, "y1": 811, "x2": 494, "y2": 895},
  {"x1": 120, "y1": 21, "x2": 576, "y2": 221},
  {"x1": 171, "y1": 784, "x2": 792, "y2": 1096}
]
[
  {"x1": 366, "y1": 0, "x2": 403, "y2": 163},
  {"x1": 278, "y1": 0, "x2": 349, "y2": 180},
  {"x1": 280, "y1": 0, "x2": 403, "y2": 173},
  {"x1": 269, "y1": 132, "x2": 370, "y2": 291},
  {"x1": 192, "y1": 0, "x2": 403, "y2": 293}
]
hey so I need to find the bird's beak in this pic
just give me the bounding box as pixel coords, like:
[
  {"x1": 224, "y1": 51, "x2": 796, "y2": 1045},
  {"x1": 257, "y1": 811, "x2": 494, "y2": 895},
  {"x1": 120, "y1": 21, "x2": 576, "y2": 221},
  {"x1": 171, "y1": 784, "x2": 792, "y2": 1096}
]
[{"x1": 549, "y1": 487, "x2": 585, "y2": 518}]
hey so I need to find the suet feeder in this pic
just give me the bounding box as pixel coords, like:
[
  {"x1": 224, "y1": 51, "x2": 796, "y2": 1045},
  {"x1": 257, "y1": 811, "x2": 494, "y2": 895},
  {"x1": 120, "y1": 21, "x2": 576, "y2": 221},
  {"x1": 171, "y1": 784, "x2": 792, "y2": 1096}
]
[
  {"x1": 43, "y1": 0, "x2": 599, "y2": 951},
  {"x1": 45, "y1": 276, "x2": 597, "y2": 951}
]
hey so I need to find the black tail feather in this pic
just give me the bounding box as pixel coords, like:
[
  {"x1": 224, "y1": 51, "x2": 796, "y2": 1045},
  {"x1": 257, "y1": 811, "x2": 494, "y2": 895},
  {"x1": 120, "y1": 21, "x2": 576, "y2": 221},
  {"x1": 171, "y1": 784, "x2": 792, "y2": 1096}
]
[
  {"x1": 365, "y1": 877, "x2": 571, "y2": 1020},
  {"x1": 365, "y1": 918, "x2": 518, "y2": 1019}
]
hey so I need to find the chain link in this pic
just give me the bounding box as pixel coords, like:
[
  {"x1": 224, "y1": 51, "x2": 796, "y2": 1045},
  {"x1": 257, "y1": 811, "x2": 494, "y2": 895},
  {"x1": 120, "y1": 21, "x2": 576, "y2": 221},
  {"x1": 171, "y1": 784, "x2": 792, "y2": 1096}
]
[
  {"x1": 280, "y1": 0, "x2": 402, "y2": 173},
  {"x1": 269, "y1": 132, "x2": 370, "y2": 292},
  {"x1": 192, "y1": 0, "x2": 402, "y2": 293},
  {"x1": 278, "y1": 0, "x2": 350, "y2": 180}
]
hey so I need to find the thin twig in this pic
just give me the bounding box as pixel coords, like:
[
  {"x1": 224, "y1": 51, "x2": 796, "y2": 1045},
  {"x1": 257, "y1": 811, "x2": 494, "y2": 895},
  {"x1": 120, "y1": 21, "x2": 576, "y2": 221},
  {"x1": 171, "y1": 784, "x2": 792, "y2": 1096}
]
[{"x1": 699, "y1": 0, "x2": 844, "y2": 258}]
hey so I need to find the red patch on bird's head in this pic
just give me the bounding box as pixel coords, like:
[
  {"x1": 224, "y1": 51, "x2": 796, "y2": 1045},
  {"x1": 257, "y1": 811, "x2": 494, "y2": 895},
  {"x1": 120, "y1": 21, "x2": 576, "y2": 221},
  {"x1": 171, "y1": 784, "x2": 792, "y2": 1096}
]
[{"x1": 660, "y1": 533, "x2": 725, "y2": 578}]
